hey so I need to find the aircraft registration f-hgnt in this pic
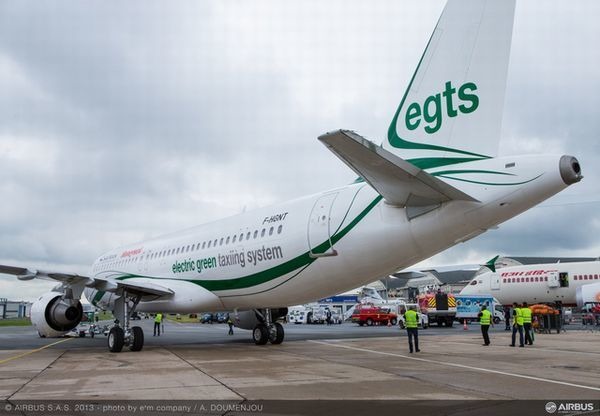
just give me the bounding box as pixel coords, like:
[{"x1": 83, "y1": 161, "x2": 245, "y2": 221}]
[{"x1": 0, "y1": 0, "x2": 583, "y2": 352}]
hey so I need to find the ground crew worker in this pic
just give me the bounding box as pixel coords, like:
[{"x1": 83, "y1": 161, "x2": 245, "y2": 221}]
[
  {"x1": 510, "y1": 303, "x2": 524, "y2": 347},
  {"x1": 227, "y1": 316, "x2": 234, "y2": 335},
  {"x1": 504, "y1": 306, "x2": 511, "y2": 331},
  {"x1": 522, "y1": 302, "x2": 533, "y2": 345},
  {"x1": 154, "y1": 312, "x2": 163, "y2": 337},
  {"x1": 404, "y1": 305, "x2": 420, "y2": 353},
  {"x1": 478, "y1": 305, "x2": 492, "y2": 346}
]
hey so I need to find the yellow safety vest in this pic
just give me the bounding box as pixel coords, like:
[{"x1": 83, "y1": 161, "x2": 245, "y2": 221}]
[
  {"x1": 154, "y1": 313, "x2": 163, "y2": 323},
  {"x1": 514, "y1": 308, "x2": 524, "y2": 326},
  {"x1": 521, "y1": 307, "x2": 532, "y2": 324},
  {"x1": 405, "y1": 310, "x2": 419, "y2": 329},
  {"x1": 480, "y1": 309, "x2": 491, "y2": 325}
]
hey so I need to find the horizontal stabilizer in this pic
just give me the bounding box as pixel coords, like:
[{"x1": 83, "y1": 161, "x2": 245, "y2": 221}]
[{"x1": 319, "y1": 130, "x2": 479, "y2": 207}]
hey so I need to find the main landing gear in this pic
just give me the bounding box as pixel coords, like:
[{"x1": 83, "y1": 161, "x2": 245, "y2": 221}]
[
  {"x1": 108, "y1": 290, "x2": 144, "y2": 353},
  {"x1": 252, "y1": 308, "x2": 285, "y2": 345}
]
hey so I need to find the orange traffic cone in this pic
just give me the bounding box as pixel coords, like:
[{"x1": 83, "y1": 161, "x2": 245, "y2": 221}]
[{"x1": 463, "y1": 319, "x2": 468, "y2": 330}]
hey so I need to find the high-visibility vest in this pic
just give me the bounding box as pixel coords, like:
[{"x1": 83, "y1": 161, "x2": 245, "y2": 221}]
[
  {"x1": 521, "y1": 307, "x2": 532, "y2": 324},
  {"x1": 480, "y1": 309, "x2": 492, "y2": 325},
  {"x1": 405, "y1": 310, "x2": 419, "y2": 329},
  {"x1": 154, "y1": 313, "x2": 163, "y2": 323},
  {"x1": 514, "y1": 308, "x2": 524, "y2": 326}
]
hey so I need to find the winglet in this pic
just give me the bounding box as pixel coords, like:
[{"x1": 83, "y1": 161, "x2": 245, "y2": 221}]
[
  {"x1": 319, "y1": 130, "x2": 479, "y2": 207},
  {"x1": 483, "y1": 255, "x2": 500, "y2": 273}
]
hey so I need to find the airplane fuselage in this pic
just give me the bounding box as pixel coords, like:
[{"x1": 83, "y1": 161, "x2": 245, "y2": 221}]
[
  {"x1": 461, "y1": 261, "x2": 600, "y2": 306},
  {"x1": 85, "y1": 154, "x2": 573, "y2": 315}
]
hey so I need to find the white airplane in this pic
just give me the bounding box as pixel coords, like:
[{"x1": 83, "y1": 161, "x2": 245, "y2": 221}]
[
  {"x1": 0, "y1": 0, "x2": 583, "y2": 352},
  {"x1": 460, "y1": 257, "x2": 600, "y2": 307}
]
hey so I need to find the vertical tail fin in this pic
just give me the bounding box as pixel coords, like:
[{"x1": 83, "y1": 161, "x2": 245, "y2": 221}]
[{"x1": 385, "y1": 0, "x2": 516, "y2": 170}]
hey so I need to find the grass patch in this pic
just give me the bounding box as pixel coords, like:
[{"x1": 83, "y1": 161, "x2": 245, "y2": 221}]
[{"x1": 0, "y1": 317, "x2": 32, "y2": 327}]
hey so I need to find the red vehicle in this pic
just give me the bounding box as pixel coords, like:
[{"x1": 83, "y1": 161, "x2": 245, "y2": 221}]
[{"x1": 351, "y1": 305, "x2": 397, "y2": 326}]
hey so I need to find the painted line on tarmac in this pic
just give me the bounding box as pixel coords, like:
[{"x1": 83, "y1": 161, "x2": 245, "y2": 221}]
[
  {"x1": 442, "y1": 340, "x2": 600, "y2": 357},
  {"x1": 0, "y1": 338, "x2": 72, "y2": 365},
  {"x1": 309, "y1": 340, "x2": 600, "y2": 392}
]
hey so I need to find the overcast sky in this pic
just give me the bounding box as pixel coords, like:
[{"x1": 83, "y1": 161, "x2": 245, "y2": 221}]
[{"x1": 1, "y1": 1, "x2": 599, "y2": 301}]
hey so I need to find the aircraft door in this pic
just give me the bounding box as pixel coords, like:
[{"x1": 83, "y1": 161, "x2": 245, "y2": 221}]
[
  {"x1": 547, "y1": 271, "x2": 559, "y2": 288},
  {"x1": 308, "y1": 192, "x2": 339, "y2": 258},
  {"x1": 490, "y1": 273, "x2": 501, "y2": 290}
]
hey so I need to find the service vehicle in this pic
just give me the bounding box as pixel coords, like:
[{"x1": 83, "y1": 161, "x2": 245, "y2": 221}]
[
  {"x1": 351, "y1": 304, "x2": 397, "y2": 326},
  {"x1": 417, "y1": 292, "x2": 456, "y2": 327},
  {"x1": 398, "y1": 303, "x2": 428, "y2": 329}
]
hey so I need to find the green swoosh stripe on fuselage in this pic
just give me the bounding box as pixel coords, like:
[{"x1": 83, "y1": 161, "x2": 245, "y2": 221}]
[{"x1": 114, "y1": 195, "x2": 384, "y2": 292}]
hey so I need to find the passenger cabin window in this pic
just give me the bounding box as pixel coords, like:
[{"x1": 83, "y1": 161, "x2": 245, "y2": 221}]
[
  {"x1": 253, "y1": 230, "x2": 258, "y2": 239},
  {"x1": 261, "y1": 229, "x2": 266, "y2": 237},
  {"x1": 277, "y1": 225, "x2": 283, "y2": 234},
  {"x1": 232, "y1": 235, "x2": 237, "y2": 243},
  {"x1": 208, "y1": 241, "x2": 212, "y2": 248},
  {"x1": 246, "y1": 232, "x2": 251, "y2": 240},
  {"x1": 202, "y1": 242, "x2": 206, "y2": 249},
  {"x1": 219, "y1": 238, "x2": 224, "y2": 246},
  {"x1": 226, "y1": 236, "x2": 230, "y2": 244},
  {"x1": 269, "y1": 227, "x2": 274, "y2": 236}
]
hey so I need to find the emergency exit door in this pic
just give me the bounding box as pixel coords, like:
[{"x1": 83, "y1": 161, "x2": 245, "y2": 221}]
[
  {"x1": 308, "y1": 193, "x2": 339, "y2": 258},
  {"x1": 547, "y1": 271, "x2": 559, "y2": 288},
  {"x1": 490, "y1": 273, "x2": 501, "y2": 290}
]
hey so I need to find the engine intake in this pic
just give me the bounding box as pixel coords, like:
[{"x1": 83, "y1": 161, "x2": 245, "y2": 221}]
[{"x1": 31, "y1": 292, "x2": 83, "y2": 337}]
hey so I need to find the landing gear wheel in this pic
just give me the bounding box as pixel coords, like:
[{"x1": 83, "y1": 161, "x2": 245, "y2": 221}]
[
  {"x1": 129, "y1": 326, "x2": 144, "y2": 352},
  {"x1": 270, "y1": 322, "x2": 284, "y2": 345},
  {"x1": 108, "y1": 327, "x2": 125, "y2": 353},
  {"x1": 253, "y1": 324, "x2": 269, "y2": 345}
]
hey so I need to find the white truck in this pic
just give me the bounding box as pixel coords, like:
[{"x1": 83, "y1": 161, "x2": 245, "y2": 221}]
[{"x1": 455, "y1": 295, "x2": 504, "y2": 324}]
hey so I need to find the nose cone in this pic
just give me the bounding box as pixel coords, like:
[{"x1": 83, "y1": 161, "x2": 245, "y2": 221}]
[{"x1": 559, "y1": 155, "x2": 583, "y2": 185}]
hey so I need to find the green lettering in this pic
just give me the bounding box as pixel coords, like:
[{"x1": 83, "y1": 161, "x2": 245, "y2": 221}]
[
  {"x1": 458, "y1": 82, "x2": 479, "y2": 114},
  {"x1": 405, "y1": 102, "x2": 421, "y2": 130},
  {"x1": 442, "y1": 81, "x2": 458, "y2": 117},
  {"x1": 423, "y1": 93, "x2": 442, "y2": 134}
]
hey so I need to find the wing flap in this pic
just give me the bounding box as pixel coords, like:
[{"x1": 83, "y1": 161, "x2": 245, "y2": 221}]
[{"x1": 319, "y1": 130, "x2": 479, "y2": 207}]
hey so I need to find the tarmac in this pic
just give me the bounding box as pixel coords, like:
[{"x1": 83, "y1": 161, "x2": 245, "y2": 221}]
[{"x1": 0, "y1": 320, "x2": 599, "y2": 415}]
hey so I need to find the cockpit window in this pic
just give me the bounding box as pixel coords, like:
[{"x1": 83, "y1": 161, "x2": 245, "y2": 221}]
[{"x1": 469, "y1": 280, "x2": 478, "y2": 285}]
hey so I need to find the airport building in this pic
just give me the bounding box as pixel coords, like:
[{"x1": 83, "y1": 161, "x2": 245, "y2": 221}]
[{"x1": 0, "y1": 298, "x2": 31, "y2": 319}]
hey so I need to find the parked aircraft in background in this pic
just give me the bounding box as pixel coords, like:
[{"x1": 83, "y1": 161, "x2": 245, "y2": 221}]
[
  {"x1": 0, "y1": 0, "x2": 582, "y2": 352},
  {"x1": 460, "y1": 257, "x2": 600, "y2": 307}
]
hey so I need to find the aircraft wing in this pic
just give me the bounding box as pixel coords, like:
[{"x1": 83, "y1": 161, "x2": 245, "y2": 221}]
[
  {"x1": 319, "y1": 130, "x2": 479, "y2": 207},
  {"x1": 0, "y1": 264, "x2": 173, "y2": 297}
]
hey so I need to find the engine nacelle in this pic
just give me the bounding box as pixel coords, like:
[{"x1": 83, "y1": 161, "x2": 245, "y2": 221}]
[
  {"x1": 576, "y1": 282, "x2": 600, "y2": 308},
  {"x1": 235, "y1": 308, "x2": 288, "y2": 330},
  {"x1": 31, "y1": 291, "x2": 83, "y2": 337}
]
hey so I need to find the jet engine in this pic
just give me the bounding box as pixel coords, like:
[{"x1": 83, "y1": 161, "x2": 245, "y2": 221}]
[
  {"x1": 31, "y1": 291, "x2": 83, "y2": 337},
  {"x1": 234, "y1": 308, "x2": 288, "y2": 330}
]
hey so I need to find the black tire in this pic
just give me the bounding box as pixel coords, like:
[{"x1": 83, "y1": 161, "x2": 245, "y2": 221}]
[
  {"x1": 358, "y1": 322, "x2": 364, "y2": 327},
  {"x1": 90, "y1": 331, "x2": 95, "y2": 338},
  {"x1": 446, "y1": 318, "x2": 454, "y2": 328},
  {"x1": 129, "y1": 326, "x2": 144, "y2": 352},
  {"x1": 366, "y1": 318, "x2": 374, "y2": 326},
  {"x1": 270, "y1": 322, "x2": 284, "y2": 345},
  {"x1": 253, "y1": 324, "x2": 269, "y2": 345},
  {"x1": 306, "y1": 312, "x2": 313, "y2": 324},
  {"x1": 493, "y1": 317, "x2": 501, "y2": 325},
  {"x1": 390, "y1": 318, "x2": 397, "y2": 326},
  {"x1": 108, "y1": 327, "x2": 125, "y2": 353}
]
